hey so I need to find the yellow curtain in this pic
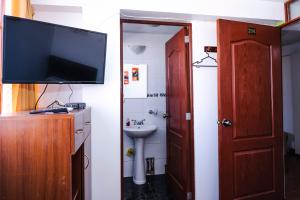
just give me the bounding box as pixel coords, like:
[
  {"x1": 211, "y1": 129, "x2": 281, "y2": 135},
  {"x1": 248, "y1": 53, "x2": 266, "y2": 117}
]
[
  {"x1": 0, "y1": 0, "x2": 5, "y2": 113},
  {"x1": 11, "y1": 0, "x2": 37, "y2": 112}
]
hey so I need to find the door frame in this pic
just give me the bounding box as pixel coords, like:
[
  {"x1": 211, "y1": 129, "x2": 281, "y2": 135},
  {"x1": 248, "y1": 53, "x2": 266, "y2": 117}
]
[
  {"x1": 120, "y1": 19, "x2": 195, "y2": 199},
  {"x1": 280, "y1": 15, "x2": 300, "y2": 28}
]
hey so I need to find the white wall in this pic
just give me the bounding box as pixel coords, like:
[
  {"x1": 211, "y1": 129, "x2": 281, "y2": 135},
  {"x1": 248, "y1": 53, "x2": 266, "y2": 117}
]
[
  {"x1": 192, "y1": 21, "x2": 219, "y2": 200},
  {"x1": 123, "y1": 32, "x2": 174, "y2": 177},
  {"x1": 34, "y1": 3, "x2": 120, "y2": 200},
  {"x1": 81, "y1": 2, "x2": 121, "y2": 200},
  {"x1": 29, "y1": 0, "x2": 284, "y2": 199},
  {"x1": 282, "y1": 55, "x2": 294, "y2": 135},
  {"x1": 282, "y1": 54, "x2": 295, "y2": 151},
  {"x1": 291, "y1": 51, "x2": 300, "y2": 154},
  {"x1": 33, "y1": 7, "x2": 84, "y2": 107},
  {"x1": 282, "y1": 42, "x2": 300, "y2": 153},
  {"x1": 33, "y1": 7, "x2": 83, "y2": 28}
]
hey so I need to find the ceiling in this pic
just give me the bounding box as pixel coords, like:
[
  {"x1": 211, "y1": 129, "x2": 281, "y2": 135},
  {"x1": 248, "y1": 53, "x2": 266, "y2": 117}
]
[
  {"x1": 262, "y1": 0, "x2": 284, "y2": 1},
  {"x1": 123, "y1": 23, "x2": 182, "y2": 34}
]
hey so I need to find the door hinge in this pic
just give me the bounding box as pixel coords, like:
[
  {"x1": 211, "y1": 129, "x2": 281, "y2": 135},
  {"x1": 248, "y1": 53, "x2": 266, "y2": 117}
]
[
  {"x1": 187, "y1": 192, "x2": 192, "y2": 200},
  {"x1": 186, "y1": 112, "x2": 191, "y2": 121},
  {"x1": 184, "y1": 36, "x2": 190, "y2": 44}
]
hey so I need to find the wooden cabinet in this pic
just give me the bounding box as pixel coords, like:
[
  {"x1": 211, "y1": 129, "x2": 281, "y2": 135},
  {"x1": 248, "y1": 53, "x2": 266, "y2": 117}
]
[{"x1": 0, "y1": 108, "x2": 91, "y2": 200}]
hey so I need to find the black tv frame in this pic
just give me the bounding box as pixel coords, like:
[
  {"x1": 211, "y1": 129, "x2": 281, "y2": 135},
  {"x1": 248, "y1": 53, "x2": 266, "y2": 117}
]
[{"x1": 2, "y1": 15, "x2": 107, "y2": 84}]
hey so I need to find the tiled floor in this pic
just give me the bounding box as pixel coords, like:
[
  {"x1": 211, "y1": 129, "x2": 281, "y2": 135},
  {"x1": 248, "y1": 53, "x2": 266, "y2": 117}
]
[
  {"x1": 286, "y1": 154, "x2": 300, "y2": 200},
  {"x1": 123, "y1": 158, "x2": 300, "y2": 200},
  {"x1": 124, "y1": 175, "x2": 173, "y2": 200}
]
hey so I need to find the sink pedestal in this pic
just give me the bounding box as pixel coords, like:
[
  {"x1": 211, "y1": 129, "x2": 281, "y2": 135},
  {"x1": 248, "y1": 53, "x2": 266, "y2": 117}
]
[
  {"x1": 123, "y1": 125, "x2": 157, "y2": 185},
  {"x1": 133, "y1": 138, "x2": 146, "y2": 185}
]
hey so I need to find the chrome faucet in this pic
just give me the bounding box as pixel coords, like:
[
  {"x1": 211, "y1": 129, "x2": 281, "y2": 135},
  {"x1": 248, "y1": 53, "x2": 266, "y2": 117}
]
[{"x1": 131, "y1": 119, "x2": 146, "y2": 126}]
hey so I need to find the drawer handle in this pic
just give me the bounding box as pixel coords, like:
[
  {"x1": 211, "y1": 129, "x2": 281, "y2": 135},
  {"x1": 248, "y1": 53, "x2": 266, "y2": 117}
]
[
  {"x1": 85, "y1": 122, "x2": 91, "y2": 125},
  {"x1": 75, "y1": 129, "x2": 84, "y2": 135},
  {"x1": 84, "y1": 154, "x2": 90, "y2": 169}
]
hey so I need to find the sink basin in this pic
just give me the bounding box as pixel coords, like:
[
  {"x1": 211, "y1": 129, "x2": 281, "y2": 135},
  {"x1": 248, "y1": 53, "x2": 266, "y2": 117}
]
[
  {"x1": 124, "y1": 125, "x2": 157, "y2": 185},
  {"x1": 124, "y1": 125, "x2": 157, "y2": 138}
]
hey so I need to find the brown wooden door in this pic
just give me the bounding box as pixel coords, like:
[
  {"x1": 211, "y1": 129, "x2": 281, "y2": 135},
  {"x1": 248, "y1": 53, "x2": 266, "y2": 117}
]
[
  {"x1": 166, "y1": 28, "x2": 192, "y2": 200},
  {"x1": 217, "y1": 19, "x2": 284, "y2": 200}
]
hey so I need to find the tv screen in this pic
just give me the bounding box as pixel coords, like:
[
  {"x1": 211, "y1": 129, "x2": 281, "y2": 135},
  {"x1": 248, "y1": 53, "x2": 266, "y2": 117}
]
[{"x1": 2, "y1": 15, "x2": 107, "y2": 84}]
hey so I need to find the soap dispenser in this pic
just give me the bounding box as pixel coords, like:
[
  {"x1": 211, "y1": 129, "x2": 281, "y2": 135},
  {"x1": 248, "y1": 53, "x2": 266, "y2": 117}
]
[{"x1": 126, "y1": 118, "x2": 130, "y2": 127}]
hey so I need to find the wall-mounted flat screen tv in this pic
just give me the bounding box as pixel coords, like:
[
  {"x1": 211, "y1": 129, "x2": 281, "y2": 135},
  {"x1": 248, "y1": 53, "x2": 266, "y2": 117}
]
[{"x1": 2, "y1": 15, "x2": 107, "y2": 84}]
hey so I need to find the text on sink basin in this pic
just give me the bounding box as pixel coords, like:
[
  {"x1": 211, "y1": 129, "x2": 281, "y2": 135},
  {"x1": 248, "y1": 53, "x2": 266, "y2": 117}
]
[{"x1": 131, "y1": 119, "x2": 145, "y2": 126}]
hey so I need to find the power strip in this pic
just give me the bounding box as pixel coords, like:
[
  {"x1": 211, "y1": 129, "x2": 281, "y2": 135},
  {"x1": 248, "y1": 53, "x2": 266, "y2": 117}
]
[{"x1": 65, "y1": 102, "x2": 86, "y2": 110}]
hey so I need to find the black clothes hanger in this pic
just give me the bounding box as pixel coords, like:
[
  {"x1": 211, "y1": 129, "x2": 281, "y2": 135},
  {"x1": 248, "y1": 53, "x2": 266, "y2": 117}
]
[{"x1": 192, "y1": 52, "x2": 217, "y2": 68}]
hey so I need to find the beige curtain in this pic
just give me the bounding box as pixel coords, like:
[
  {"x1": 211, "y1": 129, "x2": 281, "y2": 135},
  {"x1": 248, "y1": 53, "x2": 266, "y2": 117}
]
[
  {"x1": 11, "y1": 0, "x2": 37, "y2": 112},
  {"x1": 0, "y1": 0, "x2": 5, "y2": 113},
  {"x1": 12, "y1": 0, "x2": 34, "y2": 18}
]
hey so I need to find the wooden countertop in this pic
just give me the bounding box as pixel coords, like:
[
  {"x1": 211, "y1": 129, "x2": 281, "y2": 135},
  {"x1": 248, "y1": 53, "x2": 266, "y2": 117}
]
[{"x1": 0, "y1": 108, "x2": 88, "y2": 119}]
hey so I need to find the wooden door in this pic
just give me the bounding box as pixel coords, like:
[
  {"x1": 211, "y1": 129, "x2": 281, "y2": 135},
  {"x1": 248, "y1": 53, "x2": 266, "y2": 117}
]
[
  {"x1": 217, "y1": 19, "x2": 283, "y2": 200},
  {"x1": 166, "y1": 28, "x2": 192, "y2": 200}
]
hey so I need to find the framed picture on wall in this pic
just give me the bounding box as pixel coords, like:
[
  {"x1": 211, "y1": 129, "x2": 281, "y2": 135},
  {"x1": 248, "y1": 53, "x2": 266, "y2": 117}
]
[
  {"x1": 123, "y1": 64, "x2": 148, "y2": 98},
  {"x1": 132, "y1": 68, "x2": 139, "y2": 81},
  {"x1": 124, "y1": 71, "x2": 129, "y2": 84}
]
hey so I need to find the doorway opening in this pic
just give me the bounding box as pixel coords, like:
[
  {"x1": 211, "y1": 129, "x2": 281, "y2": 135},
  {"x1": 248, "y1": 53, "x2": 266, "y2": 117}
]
[
  {"x1": 120, "y1": 19, "x2": 194, "y2": 200},
  {"x1": 282, "y1": 20, "x2": 300, "y2": 200}
]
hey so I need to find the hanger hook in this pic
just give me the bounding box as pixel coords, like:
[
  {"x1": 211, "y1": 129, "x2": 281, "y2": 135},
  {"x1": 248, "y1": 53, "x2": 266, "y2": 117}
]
[{"x1": 192, "y1": 50, "x2": 218, "y2": 68}]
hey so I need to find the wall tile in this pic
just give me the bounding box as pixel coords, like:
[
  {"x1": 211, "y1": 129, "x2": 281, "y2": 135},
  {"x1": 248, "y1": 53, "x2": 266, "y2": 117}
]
[
  {"x1": 154, "y1": 158, "x2": 167, "y2": 175},
  {"x1": 145, "y1": 98, "x2": 166, "y2": 113},
  {"x1": 124, "y1": 158, "x2": 167, "y2": 178},
  {"x1": 123, "y1": 133, "x2": 134, "y2": 162},
  {"x1": 144, "y1": 143, "x2": 167, "y2": 159},
  {"x1": 146, "y1": 128, "x2": 166, "y2": 143},
  {"x1": 124, "y1": 98, "x2": 148, "y2": 113},
  {"x1": 124, "y1": 161, "x2": 133, "y2": 177},
  {"x1": 148, "y1": 77, "x2": 166, "y2": 93}
]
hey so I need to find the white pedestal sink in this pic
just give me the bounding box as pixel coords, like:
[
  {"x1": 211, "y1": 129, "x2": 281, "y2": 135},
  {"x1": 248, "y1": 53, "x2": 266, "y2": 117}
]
[{"x1": 124, "y1": 125, "x2": 157, "y2": 185}]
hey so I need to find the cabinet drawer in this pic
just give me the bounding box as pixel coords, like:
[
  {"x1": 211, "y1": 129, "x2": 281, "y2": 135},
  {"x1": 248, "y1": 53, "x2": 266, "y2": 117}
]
[
  {"x1": 83, "y1": 107, "x2": 91, "y2": 124},
  {"x1": 84, "y1": 123, "x2": 91, "y2": 137},
  {"x1": 74, "y1": 112, "x2": 84, "y2": 131},
  {"x1": 72, "y1": 108, "x2": 91, "y2": 154},
  {"x1": 74, "y1": 128, "x2": 85, "y2": 154}
]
